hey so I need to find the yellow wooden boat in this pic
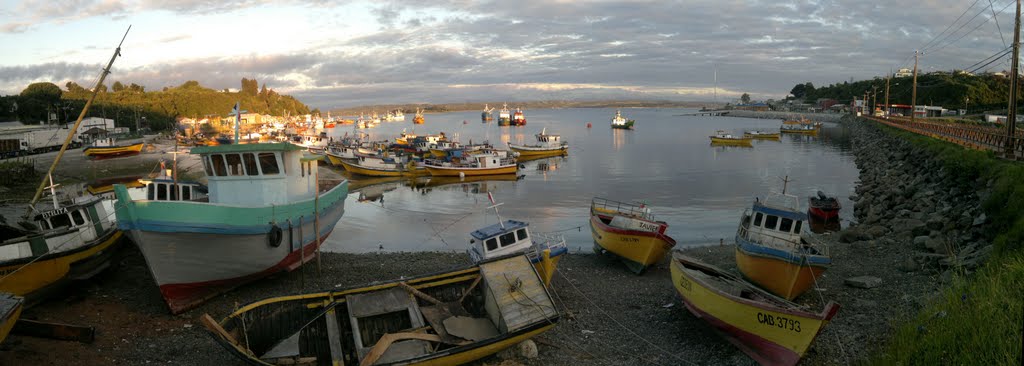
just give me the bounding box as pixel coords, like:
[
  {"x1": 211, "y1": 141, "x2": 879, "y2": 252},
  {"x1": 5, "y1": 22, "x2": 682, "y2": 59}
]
[
  {"x1": 424, "y1": 152, "x2": 518, "y2": 177},
  {"x1": 709, "y1": 131, "x2": 753, "y2": 146},
  {"x1": 590, "y1": 198, "x2": 677, "y2": 274},
  {"x1": 743, "y1": 130, "x2": 780, "y2": 139},
  {"x1": 671, "y1": 252, "x2": 839, "y2": 366},
  {"x1": 202, "y1": 254, "x2": 559, "y2": 366},
  {"x1": 508, "y1": 128, "x2": 568, "y2": 158},
  {"x1": 0, "y1": 292, "x2": 23, "y2": 344},
  {"x1": 82, "y1": 139, "x2": 145, "y2": 159},
  {"x1": 780, "y1": 120, "x2": 820, "y2": 135},
  {"x1": 339, "y1": 155, "x2": 427, "y2": 177}
]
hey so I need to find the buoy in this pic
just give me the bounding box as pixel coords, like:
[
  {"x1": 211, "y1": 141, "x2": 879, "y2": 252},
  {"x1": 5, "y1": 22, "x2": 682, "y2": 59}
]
[
  {"x1": 459, "y1": 171, "x2": 466, "y2": 178},
  {"x1": 463, "y1": 120, "x2": 468, "y2": 124},
  {"x1": 586, "y1": 122, "x2": 592, "y2": 128}
]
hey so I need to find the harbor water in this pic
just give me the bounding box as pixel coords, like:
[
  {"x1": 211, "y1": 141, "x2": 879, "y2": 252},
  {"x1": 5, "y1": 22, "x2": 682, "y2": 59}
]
[{"x1": 322, "y1": 108, "x2": 858, "y2": 253}]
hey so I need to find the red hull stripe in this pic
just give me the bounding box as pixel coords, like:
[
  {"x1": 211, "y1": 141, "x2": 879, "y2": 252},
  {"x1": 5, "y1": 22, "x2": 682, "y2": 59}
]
[
  {"x1": 680, "y1": 296, "x2": 802, "y2": 366},
  {"x1": 591, "y1": 214, "x2": 676, "y2": 245},
  {"x1": 807, "y1": 207, "x2": 840, "y2": 219},
  {"x1": 158, "y1": 230, "x2": 332, "y2": 314}
]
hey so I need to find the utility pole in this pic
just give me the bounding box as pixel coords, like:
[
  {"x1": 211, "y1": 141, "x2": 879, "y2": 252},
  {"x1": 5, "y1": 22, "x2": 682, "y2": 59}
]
[
  {"x1": 1006, "y1": 0, "x2": 1021, "y2": 158},
  {"x1": 872, "y1": 86, "x2": 879, "y2": 115},
  {"x1": 911, "y1": 50, "x2": 920, "y2": 124},
  {"x1": 885, "y1": 71, "x2": 891, "y2": 117}
]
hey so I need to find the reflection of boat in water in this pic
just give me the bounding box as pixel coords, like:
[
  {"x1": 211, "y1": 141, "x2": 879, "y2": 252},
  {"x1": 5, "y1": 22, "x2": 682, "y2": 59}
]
[
  {"x1": 356, "y1": 180, "x2": 401, "y2": 203},
  {"x1": 202, "y1": 254, "x2": 559, "y2": 366},
  {"x1": 423, "y1": 174, "x2": 520, "y2": 189},
  {"x1": 670, "y1": 252, "x2": 840, "y2": 366}
]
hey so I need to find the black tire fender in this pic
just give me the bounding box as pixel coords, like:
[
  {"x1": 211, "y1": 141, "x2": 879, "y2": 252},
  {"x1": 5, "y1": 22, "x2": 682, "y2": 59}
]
[{"x1": 268, "y1": 224, "x2": 283, "y2": 247}]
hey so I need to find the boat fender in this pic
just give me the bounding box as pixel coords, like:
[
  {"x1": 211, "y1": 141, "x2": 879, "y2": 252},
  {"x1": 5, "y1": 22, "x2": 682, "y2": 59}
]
[{"x1": 268, "y1": 224, "x2": 283, "y2": 247}]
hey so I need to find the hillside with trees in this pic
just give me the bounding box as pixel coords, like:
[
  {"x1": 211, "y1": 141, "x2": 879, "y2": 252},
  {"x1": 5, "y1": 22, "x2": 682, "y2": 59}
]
[
  {"x1": 1, "y1": 78, "x2": 310, "y2": 131},
  {"x1": 792, "y1": 72, "x2": 1015, "y2": 112}
]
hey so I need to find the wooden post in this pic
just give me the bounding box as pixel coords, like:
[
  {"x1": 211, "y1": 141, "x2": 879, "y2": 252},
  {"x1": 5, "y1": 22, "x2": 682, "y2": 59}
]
[
  {"x1": 911, "y1": 50, "x2": 920, "y2": 124},
  {"x1": 1007, "y1": 0, "x2": 1021, "y2": 157}
]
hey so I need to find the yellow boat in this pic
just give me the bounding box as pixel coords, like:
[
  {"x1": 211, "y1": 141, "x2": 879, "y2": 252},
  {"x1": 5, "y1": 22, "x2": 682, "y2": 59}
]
[
  {"x1": 743, "y1": 130, "x2": 781, "y2": 139},
  {"x1": 424, "y1": 151, "x2": 518, "y2": 177},
  {"x1": 508, "y1": 128, "x2": 569, "y2": 158},
  {"x1": 780, "y1": 120, "x2": 820, "y2": 135},
  {"x1": 670, "y1": 252, "x2": 840, "y2": 366},
  {"x1": 82, "y1": 139, "x2": 145, "y2": 159},
  {"x1": 339, "y1": 155, "x2": 427, "y2": 177},
  {"x1": 202, "y1": 254, "x2": 559, "y2": 366},
  {"x1": 590, "y1": 197, "x2": 677, "y2": 274},
  {"x1": 85, "y1": 175, "x2": 145, "y2": 195},
  {"x1": 709, "y1": 131, "x2": 753, "y2": 146},
  {"x1": 0, "y1": 292, "x2": 23, "y2": 344},
  {"x1": 468, "y1": 195, "x2": 567, "y2": 287}
]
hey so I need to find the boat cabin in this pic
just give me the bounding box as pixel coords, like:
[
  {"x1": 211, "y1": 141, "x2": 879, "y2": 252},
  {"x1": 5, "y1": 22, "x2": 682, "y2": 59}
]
[
  {"x1": 137, "y1": 179, "x2": 208, "y2": 202},
  {"x1": 738, "y1": 194, "x2": 807, "y2": 247},
  {"x1": 468, "y1": 220, "x2": 535, "y2": 262},
  {"x1": 193, "y1": 143, "x2": 320, "y2": 206}
]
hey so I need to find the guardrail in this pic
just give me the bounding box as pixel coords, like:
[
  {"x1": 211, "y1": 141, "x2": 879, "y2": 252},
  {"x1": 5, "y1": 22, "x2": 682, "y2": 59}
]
[{"x1": 863, "y1": 115, "x2": 1024, "y2": 160}]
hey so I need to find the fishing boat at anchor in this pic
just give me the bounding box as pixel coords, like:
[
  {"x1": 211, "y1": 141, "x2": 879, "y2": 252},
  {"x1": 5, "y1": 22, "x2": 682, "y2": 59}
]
[
  {"x1": 82, "y1": 137, "x2": 145, "y2": 159},
  {"x1": 610, "y1": 109, "x2": 635, "y2": 129},
  {"x1": 201, "y1": 254, "x2": 559, "y2": 366},
  {"x1": 735, "y1": 185, "x2": 831, "y2": 300},
  {"x1": 339, "y1": 153, "x2": 427, "y2": 177},
  {"x1": 780, "y1": 119, "x2": 820, "y2": 135},
  {"x1": 709, "y1": 131, "x2": 753, "y2": 146},
  {"x1": 743, "y1": 130, "x2": 781, "y2": 139},
  {"x1": 670, "y1": 252, "x2": 840, "y2": 366},
  {"x1": 481, "y1": 104, "x2": 494, "y2": 122},
  {"x1": 468, "y1": 193, "x2": 567, "y2": 286},
  {"x1": 807, "y1": 191, "x2": 842, "y2": 233},
  {"x1": 423, "y1": 150, "x2": 518, "y2": 177},
  {"x1": 507, "y1": 128, "x2": 568, "y2": 158},
  {"x1": 113, "y1": 143, "x2": 349, "y2": 314},
  {"x1": 590, "y1": 197, "x2": 676, "y2": 274},
  {"x1": 497, "y1": 103, "x2": 512, "y2": 126},
  {"x1": 511, "y1": 108, "x2": 527, "y2": 126},
  {"x1": 413, "y1": 108, "x2": 425, "y2": 124}
]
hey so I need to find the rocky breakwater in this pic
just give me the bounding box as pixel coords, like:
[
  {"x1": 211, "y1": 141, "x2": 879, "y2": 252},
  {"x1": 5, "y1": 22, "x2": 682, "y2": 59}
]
[{"x1": 842, "y1": 117, "x2": 992, "y2": 281}]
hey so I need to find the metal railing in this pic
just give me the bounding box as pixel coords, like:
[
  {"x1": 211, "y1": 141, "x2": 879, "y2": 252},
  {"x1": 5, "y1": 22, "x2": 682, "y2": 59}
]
[
  {"x1": 865, "y1": 116, "x2": 1024, "y2": 159},
  {"x1": 590, "y1": 197, "x2": 653, "y2": 220}
]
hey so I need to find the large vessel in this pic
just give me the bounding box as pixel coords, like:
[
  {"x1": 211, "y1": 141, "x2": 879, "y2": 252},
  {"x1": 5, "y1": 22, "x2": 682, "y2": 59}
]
[
  {"x1": 497, "y1": 103, "x2": 512, "y2": 126},
  {"x1": 589, "y1": 197, "x2": 676, "y2": 274},
  {"x1": 610, "y1": 109, "x2": 635, "y2": 129},
  {"x1": 481, "y1": 104, "x2": 494, "y2": 122},
  {"x1": 507, "y1": 128, "x2": 568, "y2": 158},
  {"x1": 413, "y1": 108, "x2": 425, "y2": 124},
  {"x1": 202, "y1": 254, "x2": 559, "y2": 366},
  {"x1": 82, "y1": 137, "x2": 145, "y2": 159},
  {"x1": 113, "y1": 143, "x2": 349, "y2": 313},
  {"x1": 734, "y1": 188, "x2": 831, "y2": 300},
  {"x1": 511, "y1": 107, "x2": 527, "y2": 126},
  {"x1": 670, "y1": 252, "x2": 840, "y2": 366},
  {"x1": 385, "y1": 109, "x2": 406, "y2": 122}
]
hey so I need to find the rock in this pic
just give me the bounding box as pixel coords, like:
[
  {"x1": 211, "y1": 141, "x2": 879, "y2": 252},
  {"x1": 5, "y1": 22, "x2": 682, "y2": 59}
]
[
  {"x1": 849, "y1": 195, "x2": 859, "y2": 201},
  {"x1": 925, "y1": 237, "x2": 950, "y2": 255},
  {"x1": 845, "y1": 276, "x2": 883, "y2": 289},
  {"x1": 864, "y1": 225, "x2": 888, "y2": 239},
  {"x1": 853, "y1": 298, "x2": 879, "y2": 308},
  {"x1": 898, "y1": 257, "x2": 920, "y2": 272},
  {"x1": 972, "y1": 213, "x2": 987, "y2": 227},
  {"x1": 926, "y1": 215, "x2": 945, "y2": 231},
  {"x1": 912, "y1": 235, "x2": 930, "y2": 248},
  {"x1": 839, "y1": 228, "x2": 870, "y2": 243},
  {"x1": 517, "y1": 340, "x2": 539, "y2": 359},
  {"x1": 890, "y1": 218, "x2": 927, "y2": 236}
]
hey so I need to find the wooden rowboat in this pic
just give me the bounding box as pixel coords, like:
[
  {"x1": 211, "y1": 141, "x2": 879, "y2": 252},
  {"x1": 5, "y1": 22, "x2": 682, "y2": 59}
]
[
  {"x1": 670, "y1": 252, "x2": 839, "y2": 366},
  {"x1": 590, "y1": 197, "x2": 676, "y2": 274},
  {"x1": 202, "y1": 254, "x2": 559, "y2": 366}
]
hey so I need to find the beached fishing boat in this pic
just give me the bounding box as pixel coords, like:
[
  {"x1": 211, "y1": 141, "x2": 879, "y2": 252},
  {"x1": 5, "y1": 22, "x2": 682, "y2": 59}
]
[
  {"x1": 735, "y1": 189, "x2": 830, "y2": 300},
  {"x1": 423, "y1": 150, "x2": 518, "y2": 177},
  {"x1": 85, "y1": 175, "x2": 145, "y2": 195},
  {"x1": 670, "y1": 252, "x2": 840, "y2": 366},
  {"x1": 508, "y1": 128, "x2": 568, "y2": 158},
  {"x1": 780, "y1": 120, "x2": 819, "y2": 135},
  {"x1": 497, "y1": 103, "x2": 512, "y2": 126},
  {"x1": 113, "y1": 143, "x2": 349, "y2": 314},
  {"x1": 339, "y1": 153, "x2": 426, "y2": 177},
  {"x1": 468, "y1": 194, "x2": 567, "y2": 286},
  {"x1": 201, "y1": 254, "x2": 559, "y2": 366},
  {"x1": 481, "y1": 104, "x2": 494, "y2": 122},
  {"x1": 82, "y1": 137, "x2": 145, "y2": 159},
  {"x1": 590, "y1": 197, "x2": 676, "y2": 274},
  {"x1": 743, "y1": 130, "x2": 781, "y2": 139},
  {"x1": 807, "y1": 191, "x2": 842, "y2": 233},
  {"x1": 611, "y1": 109, "x2": 635, "y2": 129},
  {"x1": 511, "y1": 108, "x2": 527, "y2": 126},
  {"x1": 0, "y1": 293, "x2": 22, "y2": 344},
  {"x1": 709, "y1": 131, "x2": 753, "y2": 146}
]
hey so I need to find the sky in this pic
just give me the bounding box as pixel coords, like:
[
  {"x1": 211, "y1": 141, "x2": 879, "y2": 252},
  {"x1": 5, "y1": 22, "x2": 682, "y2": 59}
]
[{"x1": 0, "y1": 0, "x2": 1019, "y2": 109}]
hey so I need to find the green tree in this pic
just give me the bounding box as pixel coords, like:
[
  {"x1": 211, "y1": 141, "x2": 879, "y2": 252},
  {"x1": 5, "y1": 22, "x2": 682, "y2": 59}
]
[
  {"x1": 790, "y1": 83, "x2": 807, "y2": 99},
  {"x1": 19, "y1": 82, "x2": 62, "y2": 123},
  {"x1": 65, "y1": 81, "x2": 87, "y2": 95},
  {"x1": 112, "y1": 81, "x2": 125, "y2": 92},
  {"x1": 741, "y1": 93, "x2": 751, "y2": 104}
]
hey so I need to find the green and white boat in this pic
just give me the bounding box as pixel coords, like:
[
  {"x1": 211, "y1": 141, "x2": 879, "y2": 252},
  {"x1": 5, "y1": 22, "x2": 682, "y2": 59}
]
[{"x1": 611, "y1": 109, "x2": 635, "y2": 129}]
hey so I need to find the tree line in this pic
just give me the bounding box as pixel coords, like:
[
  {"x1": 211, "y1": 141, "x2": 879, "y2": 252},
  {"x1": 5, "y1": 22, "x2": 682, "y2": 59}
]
[
  {"x1": 1, "y1": 77, "x2": 311, "y2": 131},
  {"x1": 788, "y1": 72, "x2": 1018, "y2": 112}
]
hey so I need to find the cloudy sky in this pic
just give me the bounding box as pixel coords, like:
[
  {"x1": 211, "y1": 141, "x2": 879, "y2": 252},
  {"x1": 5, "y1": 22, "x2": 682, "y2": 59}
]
[{"x1": 0, "y1": 0, "x2": 1017, "y2": 109}]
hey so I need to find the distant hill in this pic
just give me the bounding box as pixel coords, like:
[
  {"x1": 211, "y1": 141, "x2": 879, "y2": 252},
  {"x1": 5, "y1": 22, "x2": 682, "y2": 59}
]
[{"x1": 328, "y1": 100, "x2": 719, "y2": 116}]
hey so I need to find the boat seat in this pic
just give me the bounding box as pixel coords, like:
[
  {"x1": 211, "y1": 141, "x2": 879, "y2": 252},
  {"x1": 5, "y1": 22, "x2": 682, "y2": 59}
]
[{"x1": 347, "y1": 287, "x2": 430, "y2": 364}]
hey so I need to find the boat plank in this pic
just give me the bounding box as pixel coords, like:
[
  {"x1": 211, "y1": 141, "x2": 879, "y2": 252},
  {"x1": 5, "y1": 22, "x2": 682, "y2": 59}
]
[
  {"x1": 480, "y1": 256, "x2": 556, "y2": 333},
  {"x1": 324, "y1": 309, "x2": 346, "y2": 366}
]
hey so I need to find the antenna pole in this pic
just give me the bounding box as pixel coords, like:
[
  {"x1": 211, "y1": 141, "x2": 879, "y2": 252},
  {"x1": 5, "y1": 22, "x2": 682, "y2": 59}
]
[
  {"x1": 781, "y1": 175, "x2": 790, "y2": 195},
  {"x1": 25, "y1": 25, "x2": 130, "y2": 218}
]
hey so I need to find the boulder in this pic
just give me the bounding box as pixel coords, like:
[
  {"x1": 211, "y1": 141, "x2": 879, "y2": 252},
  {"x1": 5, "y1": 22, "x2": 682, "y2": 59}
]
[
  {"x1": 912, "y1": 235, "x2": 930, "y2": 248},
  {"x1": 864, "y1": 225, "x2": 889, "y2": 239},
  {"x1": 845, "y1": 276, "x2": 883, "y2": 289},
  {"x1": 972, "y1": 213, "x2": 987, "y2": 227},
  {"x1": 839, "y1": 228, "x2": 870, "y2": 243},
  {"x1": 898, "y1": 257, "x2": 920, "y2": 272},
  {"x1": 925, "y1": 237, "x2": 950, "y2": 255}
]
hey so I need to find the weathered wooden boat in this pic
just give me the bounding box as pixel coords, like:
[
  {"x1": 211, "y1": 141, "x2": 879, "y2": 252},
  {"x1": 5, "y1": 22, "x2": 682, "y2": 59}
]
[
  {"x1": 709, "y1": 131, "x2": 753, "y2": 146},
  {"x1": 590, "y1": 197, "x2": 676, "y2": 274},
  {"x1": 339, "y1": 154, "x2": 427, "y2": 177},
  {"x1": 82, "y1": 137, "x2": 145, "y2": 159},
  {"x1": 468, "y1": 194, "x2": 567, "y2": 286},
  {"x1": 113, "y1": 143, "x2": 349, "y2": 314},
  {"x1": 497, "y1": 103, "x2": 512, "y2": 126},
  {"x1": 735, "y1": 190, "x2": 830, "y2": 300},
  {"x1": 779, "y1": 120, "x2": 819, "y2": 135},
  {"x1": 0, "y1": 292, "x2": 23, "y2": 344},
  {"x1": 507, "y1": 128, "x2": 568, "y2": 158},
  {"x1": 670, "y1": 252, "x2": 840, "y2": 366},
  {"x1": 201, "y1": 254, "x2": 559, "y2": 366},
  {"x1": 610, "y1": 109, "x2": 635, "y2": 129},
  {"x1": 423, "y1": 151, "x2": 518, "y2": 177},
  {"x1": 85, "y1": 175, "x2": 144, "y2": 195},
  {"x1": 807, "y1": 191, "x2": 841, "y2": 233},
  {"x1": 743, "y1": 130, "x2": 781, "y2": 139}
]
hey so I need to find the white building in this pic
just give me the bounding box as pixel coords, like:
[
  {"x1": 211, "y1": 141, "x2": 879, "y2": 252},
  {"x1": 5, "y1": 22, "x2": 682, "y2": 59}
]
[{"x1": 895, "y1": 68, "x2": 913, "y2": 78}]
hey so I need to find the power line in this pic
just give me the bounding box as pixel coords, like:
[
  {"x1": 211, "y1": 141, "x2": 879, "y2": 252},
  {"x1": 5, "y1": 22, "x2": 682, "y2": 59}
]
[
  {"x1": 919, "y1": 0, "x2": 983, "y2": 51},
  {"x1": 962, "y1": 45, "x2": 1013, "y2": 71},
  {"x1": 989, "y1": 0, "x2": 1009, "y2": 46},
  {"x1": 926, "y1": 0, "x2": 1016, "y2": 54}
]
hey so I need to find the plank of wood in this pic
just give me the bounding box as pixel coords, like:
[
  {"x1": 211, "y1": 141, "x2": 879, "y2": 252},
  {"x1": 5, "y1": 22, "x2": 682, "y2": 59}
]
[
  {"x1": 325, "y1": 309, "x2": 345, "y2": 366},
  {"x1": 13, "y1": 319, "x2": 95, "y2": 344},
  {"x1": 359, "y1": 333, "x2": 443, "y2": 366}
]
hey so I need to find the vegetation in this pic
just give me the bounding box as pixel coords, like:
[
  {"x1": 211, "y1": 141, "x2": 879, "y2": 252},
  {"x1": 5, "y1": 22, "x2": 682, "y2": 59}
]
[
  {"x1": 1, "y1": 78, "x2": 310, "y2": 131},
  {"x1": 790, "y1": 73, "x2": 1018, "y2": 113},
  {"x1": 870, "y1": 122, "x2": 1024, "y2": 365}
]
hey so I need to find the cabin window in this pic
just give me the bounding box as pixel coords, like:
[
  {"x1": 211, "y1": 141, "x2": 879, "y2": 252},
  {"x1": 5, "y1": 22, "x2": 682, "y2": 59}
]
[
  {"x1": 50, "y1": 214, "x2": 72, "y2": 229},
  {"x1": 71, "y1": 210, "x2": 85, "y2": 225},
  {"x1": 169, "y1": 184, "x2": 178, "y2": 200},
  {"x1": 516, "y1": 229, "x2": 528, "y2": 241},
  {"x1": 182, "y1": 186, "x2": 191, "y2": 200},
  {"x1": 157, "y1": 184, "x2": 167, "y2": 200},
  {"x1": 794, "y1": 221, "x2": 802, "y2": 233},
  {"x1": 499, "y1": 232, "x2": 517, "y2": 247},
  {"x1": 147, "y1": 183, "x2": 155, "y2": 200},
  {"x1": 225, "y1": 154, "x2": 244, "y2": 176},
  {"x1": 210, "y1": 154, "x2": 227, "y2": 176},
  {"x1": 258, "y1": 153, "x2": 280, "y2": 175},
  {"x1": 486, "y1": 238, "x2": 498, "y2": 251},
  {"x1": 243, "y1": 153, "x2": 259, "y2": 176},
  {"x1": 753, "y1": 213, "x2": 763, "y2": 227},
  {"x1": 764, "y1": 215, "x2": 779, "y2": 230},
  {"x1": 779, "y1": 218, "x2": 794, "y2": 232},
  {"x1": 202, "y1": 157, "x2": 213, "y2": 176}
]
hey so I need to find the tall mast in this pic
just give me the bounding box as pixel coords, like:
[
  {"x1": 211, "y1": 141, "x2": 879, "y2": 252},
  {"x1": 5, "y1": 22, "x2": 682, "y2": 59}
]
[{"x1": 25, "y1": 26, "x2": 131, "y2": 217}]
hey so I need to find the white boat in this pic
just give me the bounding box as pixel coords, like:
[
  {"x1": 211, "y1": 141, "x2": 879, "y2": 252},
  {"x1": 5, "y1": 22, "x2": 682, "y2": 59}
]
[
  {"x1": 611, "y1": 109, "x2": 635, "y2": 129},
  {"x1": 507, "y1": 128, "x2": 568, "y2": 157},
  {"x1": 498, "y1": 103, "x2": 511, "y2": 125},
  {"x1": 468, "y1": 194, "x2": 567, "y2": 286}
]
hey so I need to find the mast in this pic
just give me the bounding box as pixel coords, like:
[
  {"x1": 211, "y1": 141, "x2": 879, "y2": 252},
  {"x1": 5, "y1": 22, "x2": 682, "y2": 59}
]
[{"x1": 25, "y1": 26, "x2": 131, "y2": 217}]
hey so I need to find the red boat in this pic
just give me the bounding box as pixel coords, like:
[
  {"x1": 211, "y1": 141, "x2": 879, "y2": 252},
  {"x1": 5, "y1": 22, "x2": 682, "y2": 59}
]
[{"x1": 807, "y1": 191, "x2": 841, "y2": 233}]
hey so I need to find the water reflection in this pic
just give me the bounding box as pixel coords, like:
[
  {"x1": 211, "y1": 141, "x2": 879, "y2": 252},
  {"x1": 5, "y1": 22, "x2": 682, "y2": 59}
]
[{"x1": 611, "y1": 129, "x2": 633, "y2": 151}]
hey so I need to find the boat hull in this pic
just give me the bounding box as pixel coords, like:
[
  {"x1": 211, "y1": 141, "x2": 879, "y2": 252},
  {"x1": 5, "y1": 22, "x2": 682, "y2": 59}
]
[
  {"x1": 425, "y1": 164, "x2": 518, "y2": 177},
  {"x1": 670, "y1": 254, "x2": 839, "y2": 366},
  {"x1": 530, "y1": 247, "x2": 566, "y2": 287},
  {"x1": 339, "y1": 159, "x2": 404, "y2": 177},
  {"x1": 83, "y1": 142, "x2": 145, "y2": 159},
  {"x1": 734, "y1": 238, "x2": 830, "y2": 300},
  {"x1": 508, "y1": 144, "x2": 568, "y2": 158},
  {"x1": 611, "y1": 122, "x2": 634, "y2": 129},
  {"x1": 0, "y1": 293, "x2": 22, "y2": 344},
  {"x1": 590, "y1": 214, "x2": 675, "y2": 274},
  {"x1": 744, "y1": 133, "x2": 780, "y2": 139},
  {"x1": 324, "y1": 153, "x2": 350, "y2": 167},
  {"x1": 113, "y1": 182, "x2": 349, "y2": 314},
  {"x1": 0, "y1": 229, "x2": 124, "y2": 300},
  {"x1": 709, "y1": 137, "x2": 753, "y2": 146},
  {"x1": 780, "y1": 129, "x2": 819, "y2": 135}
]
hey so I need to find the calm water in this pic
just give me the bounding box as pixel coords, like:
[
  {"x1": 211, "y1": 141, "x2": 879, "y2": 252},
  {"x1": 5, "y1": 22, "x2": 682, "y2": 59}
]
[{"x1": 320, "y1": 108, "x2": 858, "y2": 253}]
